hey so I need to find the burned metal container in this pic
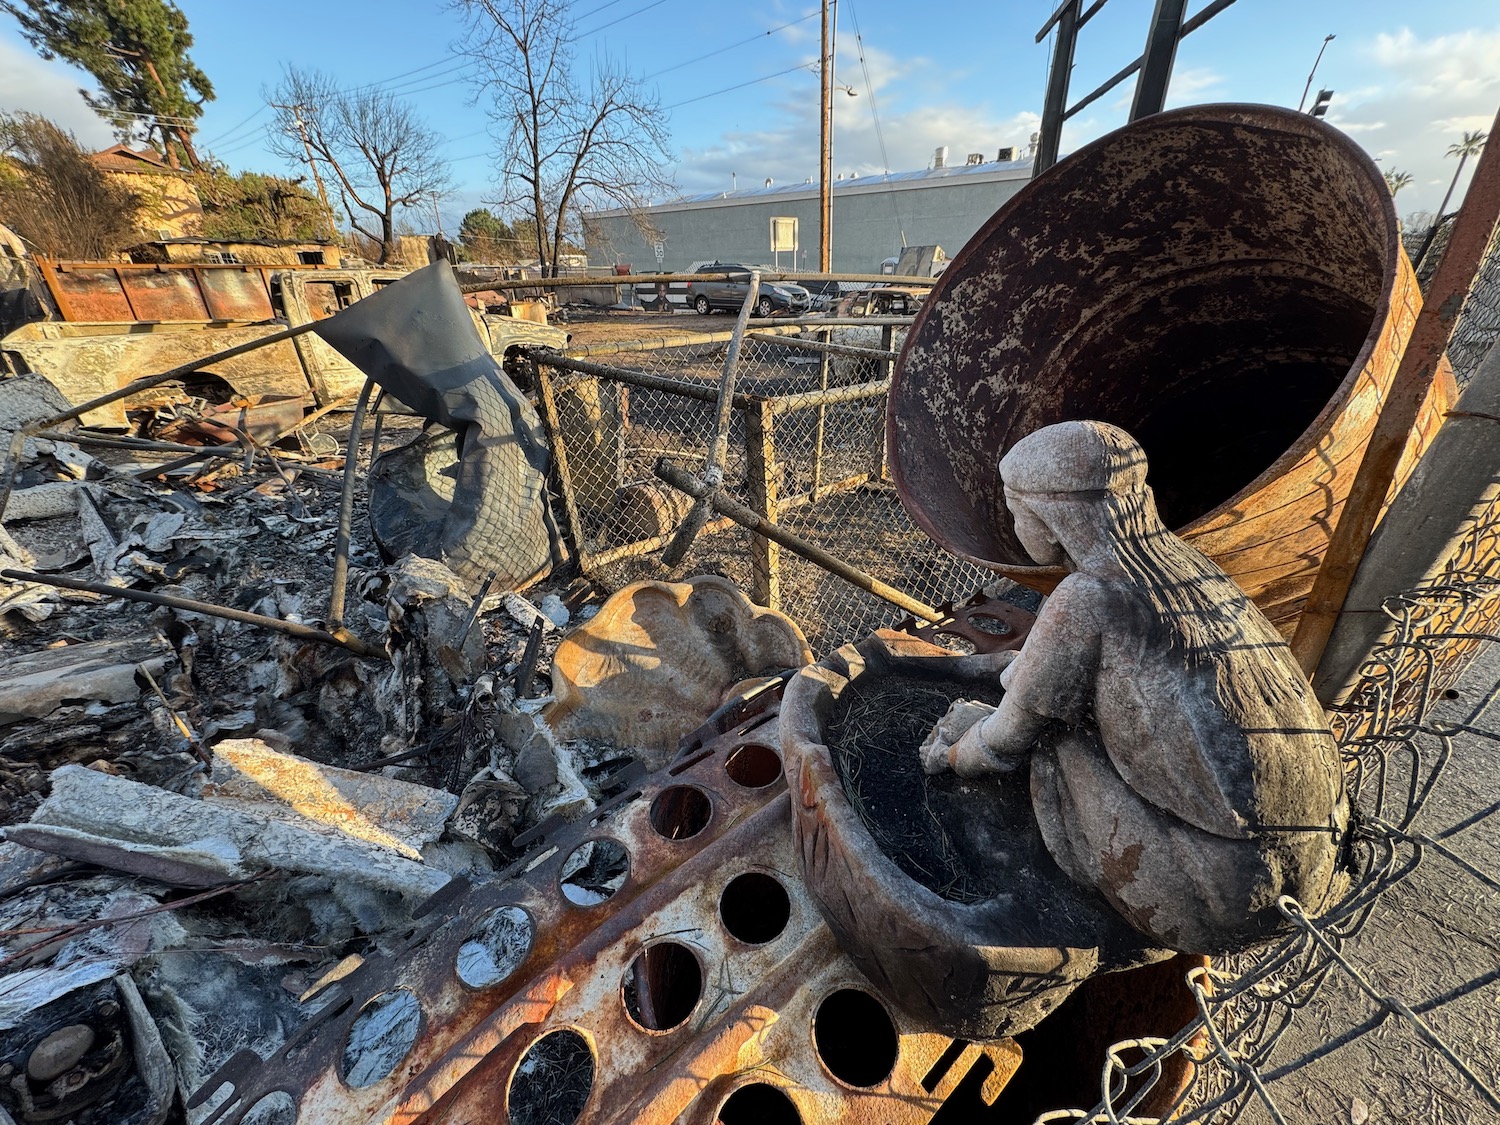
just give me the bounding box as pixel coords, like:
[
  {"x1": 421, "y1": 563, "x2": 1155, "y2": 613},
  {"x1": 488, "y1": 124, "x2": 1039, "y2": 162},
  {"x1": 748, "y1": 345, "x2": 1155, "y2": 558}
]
[{"x1": 889, "y1": 103, "x2": 1453, "y2": 633}]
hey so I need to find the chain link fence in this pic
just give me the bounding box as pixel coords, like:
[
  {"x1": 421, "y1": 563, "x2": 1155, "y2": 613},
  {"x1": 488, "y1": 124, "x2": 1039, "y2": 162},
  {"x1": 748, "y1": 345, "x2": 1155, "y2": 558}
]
[
  {"x1": 1407, "y1": 213, "x2": 1500, "y2": 389},
  {"x1": 532, "y1": 318, "x2": 991, "y2": 654}
]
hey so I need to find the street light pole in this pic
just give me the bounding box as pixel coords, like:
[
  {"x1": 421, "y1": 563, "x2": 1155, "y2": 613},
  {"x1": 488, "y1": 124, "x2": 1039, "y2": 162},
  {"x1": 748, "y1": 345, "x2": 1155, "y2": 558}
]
[
  {"x1": 1297, "y1": 33, "x2": 1336, "y2": 112},
  {"x1": 819, "y1": 0, "x2": 832, "y2": 272}
]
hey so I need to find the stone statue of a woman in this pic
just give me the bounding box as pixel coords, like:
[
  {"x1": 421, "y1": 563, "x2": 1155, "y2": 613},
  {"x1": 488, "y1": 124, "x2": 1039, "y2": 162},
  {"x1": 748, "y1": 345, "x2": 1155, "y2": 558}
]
[{"x1": 920, "y1": 421, "x2": 1350, "y2": 953}]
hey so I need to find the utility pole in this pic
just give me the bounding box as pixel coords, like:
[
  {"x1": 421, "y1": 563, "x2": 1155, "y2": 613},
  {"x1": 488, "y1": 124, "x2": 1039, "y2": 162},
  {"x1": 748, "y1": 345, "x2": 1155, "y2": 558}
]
[
  {"x1": 819, "y1": 0, "x2": 833, "y2": 272},
  {"x1": 273, "y1": 101, "x2": 337, "y2": 240}
]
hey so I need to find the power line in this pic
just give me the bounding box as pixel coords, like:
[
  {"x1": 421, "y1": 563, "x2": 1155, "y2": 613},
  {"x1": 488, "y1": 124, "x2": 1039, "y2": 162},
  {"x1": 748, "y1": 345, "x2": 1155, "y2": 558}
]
[
  {"x1": 343, "y1": 53, "x2": 459, "y2": 95},
  {"x1": 643, "y1": 9, "x2": 819, "y2": 81},
  {"x1": 572, "y1": 0, "x2": 631, "y2": 21},
  {"x1": 664, "y1": 59, "x2": 816, "y2": 110},
  {"x1": 577, "y1": 0, "x2": 669, "y2": 37},
  {"x1": 845, "y1": 0, "x2": 905, "y2": 246},
  {"x1": 200, "y1": 104, "x2": 269, "y2": 146}
]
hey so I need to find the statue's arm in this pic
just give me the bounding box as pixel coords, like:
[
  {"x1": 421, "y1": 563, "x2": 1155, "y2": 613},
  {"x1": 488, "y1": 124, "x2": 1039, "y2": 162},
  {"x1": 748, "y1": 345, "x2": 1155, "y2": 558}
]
[
  {"x1": 920, "y1": 577, "x2": 1103, "y2": 778},
  {"x1": 922, "y1": 690, "x2": 1051, "y2": 777}
]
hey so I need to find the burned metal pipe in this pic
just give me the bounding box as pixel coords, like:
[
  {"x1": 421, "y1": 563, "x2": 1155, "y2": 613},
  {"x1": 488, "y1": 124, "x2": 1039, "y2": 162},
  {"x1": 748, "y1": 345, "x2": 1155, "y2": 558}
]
[
  {"x1": 654, "y1": 458, "x2": 943, "y2": 622},
  {"x1": 0, "y1": 568, "x2": 386, "y2": 658},
  {"x1": 660, "y1": 272, "x2": 762, "y2": 567},
  {"x1": 327, "y1": 376, "x2": 377, "y2": 633}
]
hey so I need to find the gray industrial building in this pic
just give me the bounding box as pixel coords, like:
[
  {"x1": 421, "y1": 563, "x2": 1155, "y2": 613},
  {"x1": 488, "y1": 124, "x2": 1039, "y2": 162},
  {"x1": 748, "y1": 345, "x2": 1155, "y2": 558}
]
[{"x1": 582, "y1": 155, "x2": 1033, "y2": 275}]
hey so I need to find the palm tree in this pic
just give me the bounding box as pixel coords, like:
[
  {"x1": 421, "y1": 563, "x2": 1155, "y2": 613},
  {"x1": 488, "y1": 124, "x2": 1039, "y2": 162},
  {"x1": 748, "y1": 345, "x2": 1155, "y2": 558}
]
[
  {"x1": 1434, "y1": 130, "x2": 1488, "y2": 220},
  {"x1": 1383, "y1": 168, "x2": 1413, "y2": 197},
  {"x1": 1415, "y1": 130, "x2": 1487, "y2": 267}
]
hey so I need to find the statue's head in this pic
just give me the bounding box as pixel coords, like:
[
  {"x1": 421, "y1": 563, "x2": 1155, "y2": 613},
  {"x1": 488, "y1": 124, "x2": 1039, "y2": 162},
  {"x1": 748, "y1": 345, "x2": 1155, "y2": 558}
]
[
  {"x1": 999, "y1": 421, "x2": 1153, "y2": 568},
  {"x1": 999, "y1": 421, "x2": 1148, "y2": 498}
]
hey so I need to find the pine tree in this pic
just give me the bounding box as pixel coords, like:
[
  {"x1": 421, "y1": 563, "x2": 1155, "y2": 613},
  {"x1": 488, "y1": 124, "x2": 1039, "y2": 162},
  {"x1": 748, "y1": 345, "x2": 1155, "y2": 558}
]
[{"x1": 2, "y1": 0, "x2": 214, "y2": 169}]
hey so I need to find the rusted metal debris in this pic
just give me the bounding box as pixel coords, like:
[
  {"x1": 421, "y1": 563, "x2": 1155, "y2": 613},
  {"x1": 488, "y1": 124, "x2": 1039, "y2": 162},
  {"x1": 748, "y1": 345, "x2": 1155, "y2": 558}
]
[{"x1": 175, "y1": 682, "x2": 1201, "y2": 1125}]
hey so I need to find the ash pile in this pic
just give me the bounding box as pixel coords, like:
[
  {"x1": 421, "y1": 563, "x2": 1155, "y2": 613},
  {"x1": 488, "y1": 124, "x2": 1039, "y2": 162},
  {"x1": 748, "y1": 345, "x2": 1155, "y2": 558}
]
[{"x1": 0, "y1": 264, "x2": 687, "y2": 1124}]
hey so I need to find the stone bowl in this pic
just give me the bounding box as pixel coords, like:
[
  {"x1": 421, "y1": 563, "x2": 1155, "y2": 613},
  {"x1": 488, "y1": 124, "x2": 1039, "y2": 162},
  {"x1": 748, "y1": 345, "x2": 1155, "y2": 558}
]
[{"x1": 779, "y1": 630, "x2": 1167, "y2": 1040}]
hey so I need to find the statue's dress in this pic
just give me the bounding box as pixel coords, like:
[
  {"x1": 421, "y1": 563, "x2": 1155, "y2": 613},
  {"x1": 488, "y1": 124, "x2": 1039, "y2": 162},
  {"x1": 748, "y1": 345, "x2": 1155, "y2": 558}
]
[{"x1": 1008, "y1": 572, "x2": 1349, "y2": 952}]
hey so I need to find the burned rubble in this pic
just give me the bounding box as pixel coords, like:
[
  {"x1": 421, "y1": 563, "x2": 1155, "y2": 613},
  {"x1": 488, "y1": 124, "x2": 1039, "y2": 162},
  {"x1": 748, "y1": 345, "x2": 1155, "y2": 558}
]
[{"x1": 0, "y1": 268, "x2": 654, "y2": 1124}]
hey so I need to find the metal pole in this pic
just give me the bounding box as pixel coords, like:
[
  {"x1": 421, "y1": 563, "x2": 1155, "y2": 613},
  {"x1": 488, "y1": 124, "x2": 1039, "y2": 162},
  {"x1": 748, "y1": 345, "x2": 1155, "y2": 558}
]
[
  {"x1": 660, "y1": 272, "x2": 762, "y2": 566},
  {"x1": 1034, "y1": 0, "x2": 1080, "y2": 175},
  {"x1": 327, "y1": 376, "x2": 377, "y2": 633},
  {"x1": 1, "y1": 569, "x2": 386, "y2": 658},
  {"x1": 1291, "y1": 104, "x2": 1500, "y2": 676},
  {"x1": 654, "y1": 459, "x2": 942, "y2": 622},
  {"x1": 1129, "y1": 0, "x2": 1189, "y2": 120},
  {"x1": 820, "y1": 0, "x2": 833, "y2": 272},
  {"x1": 1297, "y1": 34, "x2": 1336, "y2": 113}
]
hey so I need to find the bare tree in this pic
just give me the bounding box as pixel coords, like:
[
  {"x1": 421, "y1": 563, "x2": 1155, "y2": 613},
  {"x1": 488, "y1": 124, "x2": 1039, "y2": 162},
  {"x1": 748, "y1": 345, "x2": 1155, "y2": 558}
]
[
  {"x1": 452, "y1": 0, "x2": 672, "y2": 276},
  {"x1": 267, "y1": 68, "x2": 450, "y2": 264}
]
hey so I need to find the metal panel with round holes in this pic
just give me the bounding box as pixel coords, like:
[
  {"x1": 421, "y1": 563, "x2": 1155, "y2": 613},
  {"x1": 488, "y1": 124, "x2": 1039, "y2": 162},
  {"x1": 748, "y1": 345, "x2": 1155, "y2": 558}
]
[{"x1": 188, "y1": 686, "x2": 1205, "y2": 1124}]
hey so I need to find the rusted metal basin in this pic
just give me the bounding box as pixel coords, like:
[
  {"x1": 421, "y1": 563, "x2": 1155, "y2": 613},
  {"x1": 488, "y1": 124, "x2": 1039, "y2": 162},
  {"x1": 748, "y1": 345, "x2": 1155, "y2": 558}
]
[
  {"x1": 889, "y1": 103, "x2": 1454, "y2": 633},
  {"x1": 780, "y1": 630, "x2": 1178, "y2": 1041}
]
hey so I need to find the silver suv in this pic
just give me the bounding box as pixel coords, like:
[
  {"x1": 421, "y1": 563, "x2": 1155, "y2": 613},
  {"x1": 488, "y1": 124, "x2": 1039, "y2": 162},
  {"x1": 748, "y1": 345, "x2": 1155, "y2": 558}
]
[{"x1": 687, "y1": 263, "x2": 812, "y2": 317}]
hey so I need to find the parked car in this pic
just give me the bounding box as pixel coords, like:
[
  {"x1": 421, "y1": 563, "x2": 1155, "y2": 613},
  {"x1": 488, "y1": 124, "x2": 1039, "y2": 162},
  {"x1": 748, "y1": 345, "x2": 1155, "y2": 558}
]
[
  {"x1": 826, "y1": 285, "x2": 928, "y2": 381},
  {"x1": 686, "y1": 263, "x2": 812, "y2": 316}
]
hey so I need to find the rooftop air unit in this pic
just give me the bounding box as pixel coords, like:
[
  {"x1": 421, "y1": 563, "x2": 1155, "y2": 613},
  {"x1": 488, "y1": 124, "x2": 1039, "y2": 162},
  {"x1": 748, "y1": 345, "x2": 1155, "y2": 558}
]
[
  {"x1": 997, "y1": 146, "x2": 1018, "y2": 161},
  {"x1": 966, "y1": 152, "x2": 985, "y2": 165}
]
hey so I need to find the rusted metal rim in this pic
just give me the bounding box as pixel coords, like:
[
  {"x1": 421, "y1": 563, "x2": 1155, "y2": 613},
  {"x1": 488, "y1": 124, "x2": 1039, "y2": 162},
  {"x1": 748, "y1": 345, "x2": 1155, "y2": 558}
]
[{"x1": 888, "y1": 102, "x2": 1399, "y2": 578}]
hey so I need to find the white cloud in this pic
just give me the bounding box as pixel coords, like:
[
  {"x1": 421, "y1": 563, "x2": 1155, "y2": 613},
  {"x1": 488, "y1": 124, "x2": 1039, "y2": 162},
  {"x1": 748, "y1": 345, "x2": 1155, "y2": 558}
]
[
  {"x1": 0, "y1": 37, "x2": 116, "y2": 150},
  {"x1": 673, "y1": 43, "x2": 1038, "y2": 195},
  {"x1": 1164, "y1": 66, "x2": 1224, "y2": 105},
  {"x1": 1331, "y1": 25, "x2": 1500, "y2": 218}
]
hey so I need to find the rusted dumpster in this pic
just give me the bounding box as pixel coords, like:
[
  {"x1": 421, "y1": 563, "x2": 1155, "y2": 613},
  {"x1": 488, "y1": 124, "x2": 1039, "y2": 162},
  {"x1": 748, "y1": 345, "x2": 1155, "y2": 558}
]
[{"x1": 889, "y1": 103, "x2": 1454, "y2": 634}]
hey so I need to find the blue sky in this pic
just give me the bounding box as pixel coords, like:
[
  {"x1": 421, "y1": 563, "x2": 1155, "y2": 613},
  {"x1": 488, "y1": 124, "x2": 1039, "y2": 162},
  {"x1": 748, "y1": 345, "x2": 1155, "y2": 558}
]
[{"x1": 2, "y1": 0, "x2": 1496, "y2": 229}]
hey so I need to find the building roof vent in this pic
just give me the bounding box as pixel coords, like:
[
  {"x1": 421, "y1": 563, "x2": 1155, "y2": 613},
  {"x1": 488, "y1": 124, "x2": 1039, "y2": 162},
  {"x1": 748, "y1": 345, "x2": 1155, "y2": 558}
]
[
  {"x1": 965, "y1": 152, "x2": 984, "y2": 165},
  {"x1": 997, "y1": 146, "x2": 1018, "y2": 162},
  {"x1": 932, "y1": 146, "x2": 948, "y2": 169}
]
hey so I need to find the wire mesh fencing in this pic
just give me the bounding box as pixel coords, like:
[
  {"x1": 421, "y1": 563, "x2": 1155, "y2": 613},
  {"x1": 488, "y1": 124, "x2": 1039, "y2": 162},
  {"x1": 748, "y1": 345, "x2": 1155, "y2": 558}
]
[
  {"x1": 533, "y1": 322, "x2": 991, "y2": 654},
  {"x1": 1407, "y1": 212, "x2": 1500, "y2": 389}
]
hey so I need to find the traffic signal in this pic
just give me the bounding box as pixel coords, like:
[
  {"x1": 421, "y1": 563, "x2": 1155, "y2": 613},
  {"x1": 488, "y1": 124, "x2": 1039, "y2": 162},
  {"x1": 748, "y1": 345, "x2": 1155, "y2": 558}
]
[{"x1": 1310, "y1": 89, "x2": 1333, "y2": 118}]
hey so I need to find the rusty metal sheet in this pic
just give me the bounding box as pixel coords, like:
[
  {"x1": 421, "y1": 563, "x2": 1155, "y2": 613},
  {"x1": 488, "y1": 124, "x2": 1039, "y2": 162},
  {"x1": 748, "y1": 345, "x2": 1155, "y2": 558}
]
[
  {"x1": 36, "y1": 261, "x2": 279, "y2": 324},
  {"x1": 198, "y1": 268, "x2": 277, "y2": 321},
  {"x1": 118, "y1": 268, "x2": 212, "y2": 321},
  {"x1": 187, "y1": 680, "x2": 1206, "y2": 1124},
  {"x1": 888, "y1": 104, "x2": 1447, "y2": 634},
  {"x1": 42, "y1": 264, "x2": 135, "y2": 322}
]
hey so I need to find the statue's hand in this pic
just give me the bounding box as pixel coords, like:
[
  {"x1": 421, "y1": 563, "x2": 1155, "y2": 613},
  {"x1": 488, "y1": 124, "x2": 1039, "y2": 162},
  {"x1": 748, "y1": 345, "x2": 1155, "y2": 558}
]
[{"x1": 920, "y1": 699, "x2": 995, "y2": 775}]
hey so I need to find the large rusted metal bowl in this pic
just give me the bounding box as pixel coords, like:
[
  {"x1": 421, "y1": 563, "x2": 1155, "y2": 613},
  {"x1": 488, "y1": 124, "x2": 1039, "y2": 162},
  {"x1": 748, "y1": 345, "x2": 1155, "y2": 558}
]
[
  {"x1": 780, "y1": 631, "x2": 1171, "y2": 1040},
  {"x1": 888, "y1": 103, "x2": 1453, "y2": 633}
]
